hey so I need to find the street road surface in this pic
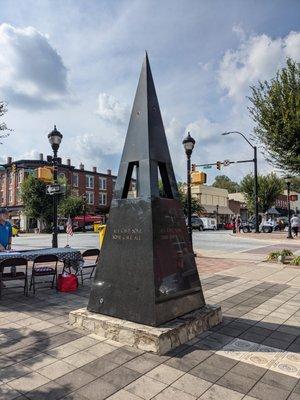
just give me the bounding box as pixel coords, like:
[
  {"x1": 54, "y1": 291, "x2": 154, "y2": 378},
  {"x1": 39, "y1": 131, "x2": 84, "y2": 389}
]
[{"x1": 11, "y1": 231, "x2": 300, "y2": 254}]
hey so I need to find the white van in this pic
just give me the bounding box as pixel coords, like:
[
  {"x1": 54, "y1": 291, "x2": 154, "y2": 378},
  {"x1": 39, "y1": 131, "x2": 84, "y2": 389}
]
[{"x1": 200, "y1": 217, "x2": 217, "y2": 231}]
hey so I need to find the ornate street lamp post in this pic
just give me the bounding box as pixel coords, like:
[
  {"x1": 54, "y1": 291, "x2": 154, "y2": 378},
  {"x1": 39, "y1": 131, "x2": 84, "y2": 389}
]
[
  {"x1": 285, "y1": 176, "x2": 293, "y2": 239},
  {"x1": 182, "y1": 132, "x2": 195, "y2": 246},
  {"x1": 48, "y1": 125, "x2": 63, "y2": 248},
  {"x1": 222, "y1": 131, "x2": 259, "y2": 233}
]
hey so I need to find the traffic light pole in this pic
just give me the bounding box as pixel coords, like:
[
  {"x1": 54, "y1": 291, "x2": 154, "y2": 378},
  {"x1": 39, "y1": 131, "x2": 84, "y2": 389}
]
[
  {"x1": 253, "y1": 146, "x2": 259, "y2": 233},
  {"x1": 194, "y1": 159, "x2": 254, "y2": 168},
  {"x1": 286, "y1": 181, "x2": 293, "y2": 239}
]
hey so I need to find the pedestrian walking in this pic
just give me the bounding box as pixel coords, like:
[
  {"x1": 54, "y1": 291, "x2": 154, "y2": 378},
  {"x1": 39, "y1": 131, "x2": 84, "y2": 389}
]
[
  {"x1": 232, "y1": 216, "x2": 236, "y2": 234},
  {"x1": 236, "y1": 216, "x2": 241, "y2": 233},
  {"x1": 291, "y1": 214, "x2": 300, "y2": 237}
]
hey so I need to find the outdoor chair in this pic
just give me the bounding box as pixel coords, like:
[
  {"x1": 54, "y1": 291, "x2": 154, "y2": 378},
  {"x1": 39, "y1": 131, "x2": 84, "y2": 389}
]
[
  {"x1": 77, "y1": 249, "x2": 100, "y2": 285},
  {"x1": 0, "y1": 257, "x2": 28, "y2": 297},
  {"x1": 30, "y1": 254, "x2": 58, "y2": 294}
]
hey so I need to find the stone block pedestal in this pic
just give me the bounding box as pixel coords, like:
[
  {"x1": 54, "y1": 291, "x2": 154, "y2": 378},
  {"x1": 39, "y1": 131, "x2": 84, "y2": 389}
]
[{"x1": 69, "y1": 304, "x2": 222, "y2": 355}]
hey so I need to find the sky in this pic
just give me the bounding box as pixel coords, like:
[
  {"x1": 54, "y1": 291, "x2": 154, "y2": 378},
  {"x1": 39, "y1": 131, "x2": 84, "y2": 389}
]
[{"x1": 0, "y1": 0, "x2": 299, "y2": 184}]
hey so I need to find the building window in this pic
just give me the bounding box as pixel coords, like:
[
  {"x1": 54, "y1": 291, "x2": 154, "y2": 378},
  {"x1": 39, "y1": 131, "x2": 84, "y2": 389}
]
[
  {"x1": 17, "y1": 170, "x2": 23, "y2": 187},
  {"x1": 99, "y1": 193, "x2": 107, "y2": 206},
  {"x1": 99, "y1": 177, "x2": 107, "y2": 190},
  {"x1": 59, "y1": 172, "x2": 66, "y2": 181},
  {"x1": 86, "y1": 175, "x2": 94, "y2": 189},
  {"x1": 86, "y1": 191, "x2": 94, "y2": 205},
  {"x1": 72, "y1": 173, "x2": 79, "y2": 187},
  {"x1": 8, "y1": 173, "x2": 12, "y2": 186},
  {"x1": 8, "y1": 189, "x2": 13, "y2": 204}
]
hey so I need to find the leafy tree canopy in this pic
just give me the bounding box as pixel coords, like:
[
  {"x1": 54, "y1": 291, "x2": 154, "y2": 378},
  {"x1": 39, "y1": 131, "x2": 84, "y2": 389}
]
[
  {"x1": 20, "y1": 175, "x2": 53, "y2": 225},
  {"x1": 212, "y1": 175, "x2": 240, "y2": 193},
  {"x1": 248, "y1": 58, "x2": 300, "y2": 174},
  {"x1": 240, "y1": 172, "x2": 284, "y2": 214},
  {"x1": 177, "y1": 182, "x2": 205, "y2": 215},
  {"x1": 58, "y1": 195, "x2": 84, "y2": 218},
  {"x1": 0, "y1": 102, "x2": 11, "y2": 141}
]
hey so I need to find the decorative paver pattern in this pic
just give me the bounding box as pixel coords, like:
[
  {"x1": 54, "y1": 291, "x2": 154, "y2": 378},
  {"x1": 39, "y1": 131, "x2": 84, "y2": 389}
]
[{"x1": 0, "y1": 256, "x2": 299, "y2": 399}]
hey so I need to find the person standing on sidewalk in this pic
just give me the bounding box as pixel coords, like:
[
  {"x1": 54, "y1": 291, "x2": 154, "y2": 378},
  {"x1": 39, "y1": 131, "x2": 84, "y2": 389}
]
[
  {"x1": 291, "y1": 214, "x2": 300, "y2": 237},
  {"x1": 0, "y1": 208, "x2": 12, "y2": 251}
]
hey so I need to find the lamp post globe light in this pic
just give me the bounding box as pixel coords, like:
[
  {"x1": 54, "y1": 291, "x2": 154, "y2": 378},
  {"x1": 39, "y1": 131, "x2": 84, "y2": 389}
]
[
  {"x1": 48, "y1": 125, "x2": 63, "y2": 248},
  {"x1": 182, "y1": 132, "x2": 195, "y2": 247},
  {"x1": 221, "y1": 131, "x2": 259, "y2": 233},
  {"x1": 284, "y1": 176, "x2": 293, "y2": 239}
]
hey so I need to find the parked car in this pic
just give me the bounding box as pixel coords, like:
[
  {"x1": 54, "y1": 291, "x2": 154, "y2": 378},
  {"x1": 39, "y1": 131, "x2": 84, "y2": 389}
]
[
  {"x1": 200, "y1": 217, "x2": 217, "y2": 230},
  {"x1": 186, "y1": 216, "x2": 204, "y2": 231},
  {"x1": 224, "y1": 222, "x2": 235, "y2": 230}
]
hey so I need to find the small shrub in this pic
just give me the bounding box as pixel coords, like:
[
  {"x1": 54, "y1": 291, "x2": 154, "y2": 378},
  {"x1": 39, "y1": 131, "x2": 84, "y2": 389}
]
[
  {"x1": 267, "y1": 251, "x2": 281, "y2": 261},
  {"x1": 267, "y1": 249, "x2": 293, "y2": 262},
  {"x1": 280, "y1": 249, "x2": 293, "y2": 257},
  {"x1": 291, "y1": 256, "x2": 300, "y2": 266}
]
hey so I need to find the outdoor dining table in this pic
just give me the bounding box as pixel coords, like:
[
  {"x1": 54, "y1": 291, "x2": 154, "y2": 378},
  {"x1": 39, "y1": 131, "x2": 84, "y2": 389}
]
[{"x1": 0, "y1": 247, "x2": 83, "y2": 271}]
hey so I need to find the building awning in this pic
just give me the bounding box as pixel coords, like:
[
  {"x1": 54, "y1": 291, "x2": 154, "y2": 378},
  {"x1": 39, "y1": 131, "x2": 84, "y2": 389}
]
[
  {"x1": 203, "y1": 205, "x2": 233, "y2": 215},
  {"x1": 267, "y1": 207, "x2": 280, "y2": 215}
]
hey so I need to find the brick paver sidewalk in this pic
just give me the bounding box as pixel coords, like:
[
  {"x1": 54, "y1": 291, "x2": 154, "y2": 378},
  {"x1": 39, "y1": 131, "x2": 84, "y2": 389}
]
[{"x1": 0, "y1": 257, "x2": 299, "y2": 400}]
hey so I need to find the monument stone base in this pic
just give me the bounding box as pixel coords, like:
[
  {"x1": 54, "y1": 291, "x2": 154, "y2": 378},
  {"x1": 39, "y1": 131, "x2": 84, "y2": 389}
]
[{"x1": 69, "y1": 304, "x2": 222, "y2": 355}]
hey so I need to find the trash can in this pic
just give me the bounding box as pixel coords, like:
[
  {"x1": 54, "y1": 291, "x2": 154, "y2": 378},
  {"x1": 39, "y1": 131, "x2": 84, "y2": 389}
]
[
  {"x1": 99, "y1": 224, "x2": 106, "y2": 248},
  {"x1": 94, "y1": 223, "x2": 100, "y2": 233}
]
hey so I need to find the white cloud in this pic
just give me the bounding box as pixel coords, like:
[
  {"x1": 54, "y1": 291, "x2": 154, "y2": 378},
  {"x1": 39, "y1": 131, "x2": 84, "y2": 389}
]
[
  {"x1": 18, "y1": 149, "x2": 40, "y2": 160},
  {"x1": 96, "y1": 93, "x2": 129, "y2": 125},
  {"x1": 218, "y1": 31, "x2": 300, "y2": 101},
  {"x1": 185, "y1": 117, "x2": 221, "y2": 142},
  {"x1": 0, "y1": 23, "x2": 68, "y2": 109}
]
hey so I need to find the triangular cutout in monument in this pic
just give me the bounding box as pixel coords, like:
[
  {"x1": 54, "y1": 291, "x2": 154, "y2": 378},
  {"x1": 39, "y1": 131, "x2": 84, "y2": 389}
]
[{"x1": 88, "y1": 53, "x2": 206, "y2": 326}]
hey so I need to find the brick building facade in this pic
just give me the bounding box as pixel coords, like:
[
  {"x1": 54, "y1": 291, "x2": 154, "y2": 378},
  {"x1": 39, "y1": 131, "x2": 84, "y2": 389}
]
[{"x1": 0, "y1": 154, "x2": 117, "y2": 231}]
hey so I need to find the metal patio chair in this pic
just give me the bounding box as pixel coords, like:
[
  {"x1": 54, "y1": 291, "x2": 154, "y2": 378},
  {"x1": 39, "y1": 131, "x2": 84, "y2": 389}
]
[
  {"x1": 30, "y1": 254, "x2": 58, "y2": 294},
  {"x1": 0, "y1": 257, "x2": 28, "y2": 298},
  {"x1": 77, "y1": 249, "x2": 100, "y2": 285}
]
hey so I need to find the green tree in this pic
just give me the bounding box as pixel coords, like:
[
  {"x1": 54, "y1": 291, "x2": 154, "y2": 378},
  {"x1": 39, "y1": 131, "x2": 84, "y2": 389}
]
[
  {"x1": 59, "y1": 195, "x2": 84, "y2": 218},
  {"x1": 248, "y1": 58, "x2": 300, "y2": 174},
  {"x1": 240, "y1": 173, "x2": 284, "y2": 213},
  {"x1": 212, "y1": 175, "x2": 240, "y2": 193},
  {"x1": 177, "y1": 182, "x2": 205, "y2": 215},
  {"x1": 20, "y1": 175, "x2": 53, "y2": 227},
  {"x1": 0, "y1": 102, "x2": 11, "y2": 141}
]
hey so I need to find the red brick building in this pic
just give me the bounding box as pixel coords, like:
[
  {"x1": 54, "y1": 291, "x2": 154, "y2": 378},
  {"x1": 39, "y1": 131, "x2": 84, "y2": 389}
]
[{"x1": 0, "y1": 154, "x2": 116, "y2": 231}]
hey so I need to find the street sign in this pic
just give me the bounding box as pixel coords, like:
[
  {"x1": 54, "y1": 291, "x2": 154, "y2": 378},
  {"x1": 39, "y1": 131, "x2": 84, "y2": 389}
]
[
  {"x1": 46, "y1": 184, "x2": 62, "y2": 195},
  {"x1": 223, "y1": 159, "x2": 230, "y2": 167},
  {"x1": 203, "y1": 165, "x2": 212, "y2": 169}
]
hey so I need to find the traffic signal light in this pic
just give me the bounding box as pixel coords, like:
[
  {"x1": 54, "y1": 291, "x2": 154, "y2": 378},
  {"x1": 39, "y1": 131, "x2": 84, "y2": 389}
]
[
  {"x1": 216, "y1": 161, "x2": 221, "y2": 170},
  {"x1": 191, "y1": 163, "x2": 196, "y2": 172},
  {"x1": 11, "y1": 164, "x2": 17, "y2": 173},
  {"x1": 37, "y1": 167, "x2": 53, "y2": 183},
  {"x1": 191, "y1": 171, "x2": 207, "y2": 185}
]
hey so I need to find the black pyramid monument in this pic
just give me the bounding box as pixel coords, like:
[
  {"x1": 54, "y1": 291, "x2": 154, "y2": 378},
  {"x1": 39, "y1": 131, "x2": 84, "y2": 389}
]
[{"x1": 88, "y1": 54, "x2": 205, "y2": 326}]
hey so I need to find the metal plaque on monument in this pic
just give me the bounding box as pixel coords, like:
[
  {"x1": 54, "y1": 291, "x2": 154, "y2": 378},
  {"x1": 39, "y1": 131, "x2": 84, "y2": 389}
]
[{"x1": 70, "y1": 54, "x2": 222, "y2": 353}]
